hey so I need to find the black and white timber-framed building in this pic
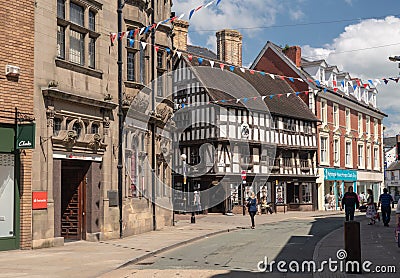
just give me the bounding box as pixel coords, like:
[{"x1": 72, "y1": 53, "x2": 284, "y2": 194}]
[{"x1": 171, "y1": 53, "x2": 320, "y2": 213}]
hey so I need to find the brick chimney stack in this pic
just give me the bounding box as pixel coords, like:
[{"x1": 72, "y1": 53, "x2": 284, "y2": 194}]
[
  {"x1": 216, "y1": 29, "x2": 242, "y2": 67},
  {"x1": 283, "y1": 46, "x2": 302, "y2": 67},
  {"x1": 173, "y1": 19, "x2": 189, "y2": 51}
]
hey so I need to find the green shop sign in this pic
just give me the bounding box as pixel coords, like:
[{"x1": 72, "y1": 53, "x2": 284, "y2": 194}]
[{"x1": 17, "y1": 123, "x2": 35, "y2": 149}]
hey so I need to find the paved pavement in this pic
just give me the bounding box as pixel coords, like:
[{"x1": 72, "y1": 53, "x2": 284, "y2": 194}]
[
  {"x1": 313, "y1": 213, "x2": 400, "y2": 278},
  {"x1": 1, "y1": 210, "x2": 398, "y2": 278}
]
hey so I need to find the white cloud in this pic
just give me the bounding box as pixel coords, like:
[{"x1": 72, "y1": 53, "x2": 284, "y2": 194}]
[
  {"x1": 302, "y1": 45, "x2": 333, "y2": 60},
  {"x1": 344, "y1": 0, "x2": 354, "y2": 5},
  {"x1": 187, "y1": 33, "x2": 193, "y2": 45},
  {"x1": 206, "y1": 35, "x2": 217, "y2": 54},
  {"x1": 301, "y1": 16, "x2": 400, "y2": 136},
  {"x1": 289, "y1": 9, "x2": 305, "y2": 21},
  {"x1": 173, "y1": 0, "x2": 304, "y2": 38}
]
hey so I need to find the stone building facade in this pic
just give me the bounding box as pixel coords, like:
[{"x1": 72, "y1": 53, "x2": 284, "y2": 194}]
[
  {"x1": 29, "y1": 0, "x2": 174, "y2": 249},
  {"x1": 0, "y1": 0, "x2": 35, "y2": 251}
]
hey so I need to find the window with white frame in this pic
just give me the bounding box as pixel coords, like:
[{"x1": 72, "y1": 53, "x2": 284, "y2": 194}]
[
  {"x1": 333, "y1": 103, "x2": 339, "y2": 129},
  {"x1": 321, "y1": 99, "x2": 327, "y2": 125},
  {"x1": 70, "y1": 29, "x2": 84, "y2": 65},
  {"x1": 367, "y1": 145, "x2": 371, "y2": 169},
  {"x1": 358, "y1": 113, "x2": 363, "y2": 136},
  {"x1": 319, "y1": 68, "x2": 325, "y2": 82},
  {"x1": 345, "y1": 108, "x2": 351, "y2": 132},
  {"x1": 373, "y1": 146, "x2": 379, "y2": 169},
  {"x1": 366, "y1": 116, "x2": 370, "y2": 137},
  {"x1": 357, "y1": 144, "x2": 364, "y2": 168},
  {"x1": 309, "y1": 91, "x2": 315, "y2": 112},
  {"x1": 345, "y1": 141, "x2": 352, "y2": 166},
  {"x1": 334, "y1": 138, "x2": 340, "y2": 166},
  {"x1": 374, "y1": 119, "x2": 378, "y2": 139},
  {"x1": 320, "y1": 136, "x2": 328, "y2": 164},
  {"x1": 56, "y1": 1, "x2": 99, "y2": 68}
]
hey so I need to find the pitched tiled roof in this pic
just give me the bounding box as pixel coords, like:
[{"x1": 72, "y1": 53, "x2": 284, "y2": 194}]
[
  {"x1": 187, "y1": 45, "x2": 217, "y2": 60},
  {"x1": 180, "y1": 54, "x2": 318, "y2": 122},
  {"x1": 387, "y1": 161, "x2": 400, "y2": 171},
  {"x1": 384, "y1": 137, "x2": 397, "y2": 147},
  {"x1": 252, "y1": 41, "x2": 386, "y2": 117}
]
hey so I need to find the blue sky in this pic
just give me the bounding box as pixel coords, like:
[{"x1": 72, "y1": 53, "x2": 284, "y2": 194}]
[{"x1": 172, "y1": 0, "x2": 400, "y2": 136}]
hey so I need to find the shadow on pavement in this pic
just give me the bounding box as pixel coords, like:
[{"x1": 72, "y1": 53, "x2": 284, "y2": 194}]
[{"x1": 210, "y1": 215, "x2": 345, "y2": 277}]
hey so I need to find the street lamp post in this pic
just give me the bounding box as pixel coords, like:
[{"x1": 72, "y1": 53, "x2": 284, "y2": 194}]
[
  {"x1": 181, "y1": 153, "x2": 187, "y2": 212},
  {"x1": 180, "y1": 153, "x2": 195, "y2": 223}
]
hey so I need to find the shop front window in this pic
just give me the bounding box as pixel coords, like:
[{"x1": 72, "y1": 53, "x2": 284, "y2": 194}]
[{"x1": 302, "y1": 184, "x2": 312, "y2": 203}]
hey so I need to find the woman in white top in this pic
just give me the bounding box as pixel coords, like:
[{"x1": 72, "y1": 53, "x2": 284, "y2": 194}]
[{"x1": 397, "y1": 199, "x2": 400, "y2": 213}]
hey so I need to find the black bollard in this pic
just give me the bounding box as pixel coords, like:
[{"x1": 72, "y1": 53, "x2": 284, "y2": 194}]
[{"x1": 344, "y1": 221, "x2": 362, "y2": 274}]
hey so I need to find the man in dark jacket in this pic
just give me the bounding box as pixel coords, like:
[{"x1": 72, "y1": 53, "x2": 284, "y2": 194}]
[
  {"x1": 342, "y1": 186, "x2": 359, "y2": 221},
  {"x1": 379, "y1": 188, "x2": 394, "y2": 227}
]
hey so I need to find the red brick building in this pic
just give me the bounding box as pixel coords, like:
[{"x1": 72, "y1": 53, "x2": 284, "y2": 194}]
[
  {"x1": 251, "y1": 42, "x2": 387, "y2": 210},
  {"x1": 0, "y1": 0, "x2": 35, "y2": 250}
]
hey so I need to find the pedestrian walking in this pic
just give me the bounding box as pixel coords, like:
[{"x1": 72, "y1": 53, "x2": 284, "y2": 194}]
[
  {"x1": 342, "y1": 186, "x2": 359, "y2": 221},
  {"x1": 324, "y1": 193, "x2": 330, "y2": 211},
  {"x1": 366, "y1": 189, "x2": 377, "y2": 225},
  {"x1": 359, "y1": 192, "x2": 366, "y2": 206},
  {"x1": 246, "y1": 192, "x2": 257, "y2": 229},
  {"x1": 193, "y1": 191, "x2": 202, "y2": 214},
  {"x1": 378, "y1": 188, "x2": 394, "y2": 227}
]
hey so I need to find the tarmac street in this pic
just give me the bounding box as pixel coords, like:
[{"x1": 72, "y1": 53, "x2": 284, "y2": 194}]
[{"x1": 0, "y1": 210, "x2": 399, "y2": 278}]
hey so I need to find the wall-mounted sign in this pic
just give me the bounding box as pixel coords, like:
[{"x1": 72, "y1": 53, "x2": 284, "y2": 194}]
[
  {"x1": 32, "y1": 191, "x2": 47, "y2": 209},
  {"x1": 53, "y1": 153, "x2": 102, "y2": 162},
  {"x1": 240, "y1": 123, "x2": 250, "y2": 139},
  {"x1": 17, "y1": 123, "x2": 35, "y2": 149},
  {"x1": 324, "y1": 168, "x2": 357, "y2": 181}
]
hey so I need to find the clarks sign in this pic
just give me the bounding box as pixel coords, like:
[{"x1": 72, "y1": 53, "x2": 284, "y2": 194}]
[{"x1": 17, "y1": 123, "x2": 35, "y2": 149}]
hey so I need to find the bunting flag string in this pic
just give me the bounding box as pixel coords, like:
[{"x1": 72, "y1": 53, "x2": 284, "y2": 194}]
[
  {"x1": 110, "y1": 0, "x2": 221, "y2": 44},
  {"x1": 112, "y1": 29, "x2": 400, "y2": 92},
  {"x1": 174, "y1": 90, "x2": 314, "y2": 110}
]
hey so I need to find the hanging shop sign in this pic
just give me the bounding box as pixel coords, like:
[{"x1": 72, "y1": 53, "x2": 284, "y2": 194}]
[{"x1": 17, "y1": 123, "x2": 35, "y2": 149}]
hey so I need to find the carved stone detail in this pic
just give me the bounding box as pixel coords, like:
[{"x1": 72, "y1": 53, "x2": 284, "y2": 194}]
[{"x1": 46, "y1": 106, "x2": 56, "y2": 127}]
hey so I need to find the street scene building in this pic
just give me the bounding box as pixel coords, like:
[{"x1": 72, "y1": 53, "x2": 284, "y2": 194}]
[
  {"x1": 172, "y1": 23, "x2": 319, "y2": 213},
  {"x1": 0, "y1": 0, "x2": 35, "y2": 251},
  {"x1": 251, "y1": 42, "x2": 387, "y2": 210},
  {"x1": 0, "y1": 0, "x2": 176, "y2": 250},
  {"x1": 384, "y1": 135, "x2": 400, "y2": 202},
  {"x1": 2, "y1": 1, "x2": 400, "y2": 277}
]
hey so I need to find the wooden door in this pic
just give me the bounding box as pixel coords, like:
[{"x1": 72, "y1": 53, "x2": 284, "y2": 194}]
[{"x1": 61, "y1": 161, "x2": 88, "y2": 240}]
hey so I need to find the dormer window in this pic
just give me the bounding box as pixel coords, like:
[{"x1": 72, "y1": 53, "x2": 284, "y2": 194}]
[
  {"x1": 319, "y1": 68, "x2": 325, "y2": 82},
  {"x1": 343, "y1": 79, "x2": 349, "y2": 94}
]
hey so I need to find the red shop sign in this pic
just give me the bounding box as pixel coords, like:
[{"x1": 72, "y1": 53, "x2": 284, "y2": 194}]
[{"x1": 32, "y1": 191, "x2": 47, "y2": 209}]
